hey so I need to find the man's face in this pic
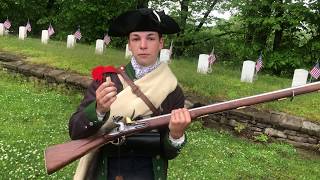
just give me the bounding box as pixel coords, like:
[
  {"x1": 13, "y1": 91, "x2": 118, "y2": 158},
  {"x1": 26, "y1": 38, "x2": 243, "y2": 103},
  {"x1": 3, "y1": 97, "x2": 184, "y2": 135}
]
[{"x1": 128, "y1": 31, "x2": 163, "y2": 66}]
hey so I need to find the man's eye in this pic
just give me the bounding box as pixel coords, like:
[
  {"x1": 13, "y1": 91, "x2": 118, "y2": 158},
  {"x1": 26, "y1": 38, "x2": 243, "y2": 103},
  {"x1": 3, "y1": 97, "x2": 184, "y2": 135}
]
[
  {"x1": 148, "y1": 37, "x2": 155, "y2": 41},
  {"x1": 132, "y1": 38, "x2": 139, "y2": 41}
]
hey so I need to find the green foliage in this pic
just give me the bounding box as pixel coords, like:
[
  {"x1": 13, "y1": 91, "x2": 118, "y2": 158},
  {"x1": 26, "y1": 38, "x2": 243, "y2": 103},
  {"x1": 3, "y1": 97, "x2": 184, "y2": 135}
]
[
  {"x1": 216, "y1": 0, "x2": 320, "y2": 75},
  {"x1": 265, "y1": 50, "x2": 305, "y2": 76},
  {"x1": 0, "y1": 0, "x2": 146, "y2": 43},
  {"x1": 0, "y1": 0, "x2": 47, "y2": 36},
  {"x1": 234, "y1": 122, "x2": 246, "y2": 134},
  {"x1": 46, "y1": 0, "x2": 135, "y2": 43},
  {"x1": 254, "y1": 134, "x2": 269, "y2": 143}
]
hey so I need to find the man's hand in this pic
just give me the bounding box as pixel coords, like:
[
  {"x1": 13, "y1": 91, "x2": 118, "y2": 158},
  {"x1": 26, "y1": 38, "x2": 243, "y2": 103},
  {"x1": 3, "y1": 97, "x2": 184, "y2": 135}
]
[
  {"x1": 169, "y1": 108, "x2": 191, "y2": 139},
  {"x1": 96, "y1": 77, "x2": 117, "y2": 114}
]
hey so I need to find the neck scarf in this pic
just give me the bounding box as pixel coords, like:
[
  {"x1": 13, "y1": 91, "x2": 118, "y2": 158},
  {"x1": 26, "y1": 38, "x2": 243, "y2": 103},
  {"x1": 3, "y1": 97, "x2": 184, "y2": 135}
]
[{"x1": 131, "y1": 57, "x2": 160, "y2": 79}]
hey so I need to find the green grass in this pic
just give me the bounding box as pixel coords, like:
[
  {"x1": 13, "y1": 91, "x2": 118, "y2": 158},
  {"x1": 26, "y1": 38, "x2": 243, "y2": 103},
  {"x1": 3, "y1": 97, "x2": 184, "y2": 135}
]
[
  {"x1": 0, "y1": 70, "x2": 81, "y2": 179},
  {"x1": 1, "y1": 70, "x2": 319, "y2": 179},
  {"x1": 0, "y1": 35, "x2": 319, "y2": 122},
  {"x1": 169, "y1": 122, "x2": 320, "y2": 179}
]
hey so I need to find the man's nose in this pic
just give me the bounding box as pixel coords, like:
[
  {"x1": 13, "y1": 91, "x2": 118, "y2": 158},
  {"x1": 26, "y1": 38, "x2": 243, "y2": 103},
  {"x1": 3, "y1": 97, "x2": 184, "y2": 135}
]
[{"x1": 140, "y1": 39, "x2": 147, "y2": 49}]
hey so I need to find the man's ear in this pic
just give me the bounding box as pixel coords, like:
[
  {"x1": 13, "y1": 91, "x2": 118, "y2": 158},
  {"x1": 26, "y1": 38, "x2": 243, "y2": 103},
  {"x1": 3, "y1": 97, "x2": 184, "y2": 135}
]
[
  {"x1": 159, "y1": 37, "x2": 164, "y2": 50},
  {"x1": 128, "y1": 39, "x2": 132, "y2": 51}
]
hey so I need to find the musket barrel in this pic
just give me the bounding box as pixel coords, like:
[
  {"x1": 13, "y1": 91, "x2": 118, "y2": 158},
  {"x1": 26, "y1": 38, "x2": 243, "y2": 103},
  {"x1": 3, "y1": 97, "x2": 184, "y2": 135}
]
[{"x1": 188, "y1": 82, "x2": 320, "y2": 118}]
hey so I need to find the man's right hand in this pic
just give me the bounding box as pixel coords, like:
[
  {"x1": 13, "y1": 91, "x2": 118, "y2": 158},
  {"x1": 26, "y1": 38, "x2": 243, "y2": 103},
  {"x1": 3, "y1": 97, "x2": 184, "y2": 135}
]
[{"x1": 96, "y1": 76, "x2": 117, "y2": 114}]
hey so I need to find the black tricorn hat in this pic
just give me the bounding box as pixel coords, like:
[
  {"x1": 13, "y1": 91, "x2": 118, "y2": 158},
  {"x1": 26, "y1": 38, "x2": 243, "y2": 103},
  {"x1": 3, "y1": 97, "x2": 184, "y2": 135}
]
[{"x1": 108, "y1": 8, "x2": 180, "y2": 37}]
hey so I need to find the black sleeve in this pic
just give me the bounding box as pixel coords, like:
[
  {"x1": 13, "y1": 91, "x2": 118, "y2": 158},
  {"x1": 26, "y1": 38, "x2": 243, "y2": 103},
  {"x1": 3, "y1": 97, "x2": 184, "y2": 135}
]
[{"x1": 68, "y1": 81, "x2": 104, "y2": 139}]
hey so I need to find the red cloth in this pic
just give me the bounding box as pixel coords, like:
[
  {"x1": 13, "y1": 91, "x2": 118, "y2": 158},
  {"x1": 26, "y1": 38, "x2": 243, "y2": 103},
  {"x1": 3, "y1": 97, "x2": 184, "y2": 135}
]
[{"x1": 91, "y1": 66, "x2": 118, "y2": 83}]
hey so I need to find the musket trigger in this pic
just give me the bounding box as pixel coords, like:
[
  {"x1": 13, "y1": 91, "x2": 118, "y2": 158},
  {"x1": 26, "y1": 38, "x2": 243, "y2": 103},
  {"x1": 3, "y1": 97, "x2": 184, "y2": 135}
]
[
  {"x1": 111, "y1": 136, "x2": 126, "y2": 146},
  {"x1": 290, "y1": 90, "x2": 295, "y2": 101}
]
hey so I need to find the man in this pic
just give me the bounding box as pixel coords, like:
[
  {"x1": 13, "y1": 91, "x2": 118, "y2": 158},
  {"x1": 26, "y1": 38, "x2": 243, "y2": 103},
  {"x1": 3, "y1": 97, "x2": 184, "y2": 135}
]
[{"x1": 69, "y1": 8, "x2": 191, "y2": 180}]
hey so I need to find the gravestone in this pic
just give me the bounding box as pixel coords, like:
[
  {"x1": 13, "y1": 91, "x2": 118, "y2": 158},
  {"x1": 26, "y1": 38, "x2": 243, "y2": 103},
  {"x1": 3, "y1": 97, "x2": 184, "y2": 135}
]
[
  {"x1": 240, "y1": 60, "x2": 256, "y2": 83},
  {"x1": 291, "y1": 69, "x2": 308, "y2": 87},
  {"x1": 0, "y1": 23, "x2": 4, "y2": 36},
  {"x1": 159, "y1": 49, "x2": 171, "y2": 63},
  {"x1": 197, "y1": 54, "x2": 209, "y2": 74},
  {"x1": 95, "y1": 39, "x2": 104, "y2": 54},
  {"x1": 41, "y1": 30, "x2": 49, "y2": 44},
  {"x1": 67, "y1": 35, "x2": 75, "y2": 48},
  {"x1": 19, "y1": 26, "x2": 26, "y2": 40},
  {"x1": 125, "y1": 44, "x2": 132, "y2": 58}
]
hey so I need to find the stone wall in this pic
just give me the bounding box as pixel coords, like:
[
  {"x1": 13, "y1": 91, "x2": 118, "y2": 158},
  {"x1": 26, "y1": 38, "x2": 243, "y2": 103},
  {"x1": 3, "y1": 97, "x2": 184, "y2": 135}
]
[
  {"x1": 1, "y1": 52, "x2": 319, "y2": 151},
  {"x1": 201, "y1": 108, "x2": 320, "y2": 151},
  {"x1": 0, "y1": 53, "x2": 92, "y2": 90}
]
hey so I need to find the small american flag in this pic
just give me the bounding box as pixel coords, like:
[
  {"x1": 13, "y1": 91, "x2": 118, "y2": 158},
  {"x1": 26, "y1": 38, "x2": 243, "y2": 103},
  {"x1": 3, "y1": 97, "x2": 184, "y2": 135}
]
[
  {"x1": 103, "y1": 34, "x2": 111, "y2": 45},
  {"x1": 169, "y1": 40, "x2": 173, "y2": 59},
  {"x1": 255, "y1": 52, "x2": 263, "y2": 73},
  {"x1": 310, "y1": 62, "x2": 320, "y2": 79},
  {"x1": 208, "y1": 47, "x2": 216, "y2": 65},
  {"x1": 25, "y1": 20, "x2": 31, "y2": 32},
  {"x1": 208, "y1": 53, "x2": 216, "y2": 65},
  {"x1": 3, "y1": 18, "x2": 11, "y2": 29},
  {"x1": 48, "y1": 24, "x2": 55, "y2": 37},
  {"x1": 74, "y1": 28, "x2": 82, "y2": 40}
]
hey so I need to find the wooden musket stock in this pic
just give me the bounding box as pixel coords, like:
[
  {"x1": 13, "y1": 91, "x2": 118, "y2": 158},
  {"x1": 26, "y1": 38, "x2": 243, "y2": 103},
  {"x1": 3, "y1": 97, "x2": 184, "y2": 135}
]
[{"x1": 44, "y1": 82, "x2": 320, "y2": 174}]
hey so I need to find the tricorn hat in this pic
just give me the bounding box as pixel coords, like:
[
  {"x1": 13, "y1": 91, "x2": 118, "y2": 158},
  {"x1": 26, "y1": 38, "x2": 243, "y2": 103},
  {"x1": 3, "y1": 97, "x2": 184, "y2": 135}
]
[{"x1": 108, "y1": 8, "x2": 180, "y2": 37}]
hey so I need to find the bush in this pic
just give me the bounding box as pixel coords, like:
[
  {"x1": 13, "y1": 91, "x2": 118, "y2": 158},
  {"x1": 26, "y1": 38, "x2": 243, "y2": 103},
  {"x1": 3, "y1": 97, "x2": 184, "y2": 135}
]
[
  {"x1": 254, "y1": 134, "x2": 269, "y2": 143},
  {"x1": 265, "y1": 50, "x2": 307, "y2": 77}
]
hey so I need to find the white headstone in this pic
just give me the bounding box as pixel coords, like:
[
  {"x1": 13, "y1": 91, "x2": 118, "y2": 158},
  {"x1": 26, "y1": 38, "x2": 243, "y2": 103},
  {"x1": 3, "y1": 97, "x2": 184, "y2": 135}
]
[
  {"x1": 291, "y1": 69, "x2": 308, "y2": 87},
  {"x1": 197, "y1": 54, "x2": 210, "y2": 74},
  {"x1": 160, "y1": 49, "x2": 171, "y2": 63},
  {"x1": 95, "y1": 39, "x2": 104, "y2": 54},
  {"x1": 125, "y1": 44, "x2": 132, "y2": 58},
  {"x1": 19, "y1": 26, "x2": 26, "y2": 40},
  {"x1": 240, "y1": 60, "x2": 256, "y2": 83},
  {"x1": 41, "y1": 30, "x2": 49, "y2": 44},
  {"x1": 0, "y1": 23, "x2": 4, "y2": 36},
  {"x1": 67, "y1": 35, "x2": 76, "y2": 48}
]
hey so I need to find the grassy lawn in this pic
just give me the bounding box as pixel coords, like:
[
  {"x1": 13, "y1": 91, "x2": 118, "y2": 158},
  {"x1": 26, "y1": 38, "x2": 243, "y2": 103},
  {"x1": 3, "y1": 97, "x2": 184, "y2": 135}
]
[
  {"x1": 0, "y1": 35, "x2": 319, "y2": 123},
  {"x1": 0, "y1": 70, "x2": 320, "y2": 179}
]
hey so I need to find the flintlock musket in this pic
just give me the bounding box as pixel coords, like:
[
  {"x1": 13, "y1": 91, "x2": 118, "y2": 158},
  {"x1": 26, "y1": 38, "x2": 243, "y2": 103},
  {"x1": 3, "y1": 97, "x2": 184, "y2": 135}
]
[{"x1": 44, "y1": 81, "x2": 320, "y2": 174}]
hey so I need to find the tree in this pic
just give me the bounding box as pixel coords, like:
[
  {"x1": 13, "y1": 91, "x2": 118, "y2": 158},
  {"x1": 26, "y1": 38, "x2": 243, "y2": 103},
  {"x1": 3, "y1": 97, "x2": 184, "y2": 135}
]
[
  {"x1": 150, "y1": 0, "x2": 223, "y2": 55},
  {"x1": 0, "y1": 0, "x2": 48, "y2": 35}
]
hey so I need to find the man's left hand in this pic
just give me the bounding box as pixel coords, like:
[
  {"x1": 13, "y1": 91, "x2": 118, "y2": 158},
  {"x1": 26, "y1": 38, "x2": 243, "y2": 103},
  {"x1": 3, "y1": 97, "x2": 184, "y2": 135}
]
[{"x1": 169, "y1": 108, "x2": 191, "y2": 139}]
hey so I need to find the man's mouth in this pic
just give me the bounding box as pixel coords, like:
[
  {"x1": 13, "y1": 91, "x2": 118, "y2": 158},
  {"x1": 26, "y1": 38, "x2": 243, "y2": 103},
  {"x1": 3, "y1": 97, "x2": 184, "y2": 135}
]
[{"x1": 138, "y1": 54, "x2": 149, "y2": 57}]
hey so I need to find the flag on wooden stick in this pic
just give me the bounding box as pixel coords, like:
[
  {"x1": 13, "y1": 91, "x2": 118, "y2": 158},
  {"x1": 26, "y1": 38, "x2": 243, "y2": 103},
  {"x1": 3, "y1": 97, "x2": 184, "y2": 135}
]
[
  {"x1": 103, "y1": 34, "x2": 111, "y2": 45},
  {"x1": 255, "y1": 52, "x2": 263, "y2": 73},
  {"x1": 169, "y1": 40, "x2": 173, "y2": 59},
  {"x1": 48, "y1": 24, "x2": 55, "y2": 37},
  {"x1": 25, "y1": 20, "x2": 31, "y2": 32},
  {"x1": 208, "y1": 47, "x2": 216, "y2": 65},
  {"x1": 74, "y1": 27, "x2": 82, "y2": 40},
  {"x1": 310, "y1": 61, "x2": 320, "y2": 80},
  {"x1": 3, "y1": 18, "x2": 11, "y2": 30}
]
